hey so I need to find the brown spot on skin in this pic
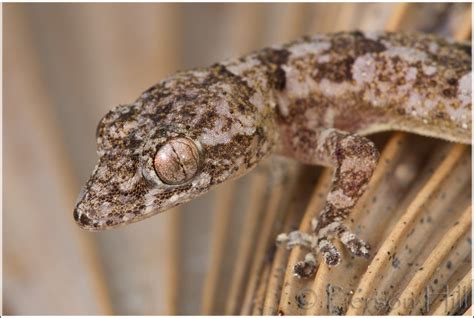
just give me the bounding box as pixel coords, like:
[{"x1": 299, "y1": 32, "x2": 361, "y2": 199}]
[
  {"x1": 213, "y1": 64, "x2": 256, "y2": 95},
  {"x1": 259, "y1": 47, "x2": 291, "y2": 65},
  {"x1": 274, "y1": 67, "x2": 286, "y2": 90},
  {"x1": 257, "y1": 48, "x2": 290, "y2": 90},
  {"x1": 442, "y1": 87, "x2": 457, "y2": 98},
  {"x1": 314, "y1": 57, "x2": 355, "y2": 82},
  {"x1": 330, "y1": 31, "x2": 386, "y2": 56}
]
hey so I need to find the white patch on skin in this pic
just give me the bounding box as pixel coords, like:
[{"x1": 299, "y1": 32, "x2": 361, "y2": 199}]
[
  {"x1": 386, "y1": 46, "x2": 428, "y2": 63},
  {"x1": 144, "y1": 188, "x2": 165, "y2": 212},
  {"x1": 193, "y1": 172, "x2": 211, "y2": 188},
  {"x1": 363, "y1": 81, "x2": 391, "y2": 108},
  {"x1": 214, "y1": 96, "x2": 232, "y2": 117},
  {"x1": 405, "y1": 67, "x2": 418, "y2": 82},
  {"x1": 353, "y1": 54, "x2": 376, "y2": 86},
  {"x1": 249, "y1": 91, "x2": 265, "y2": 112},
  {"x1": 90, "y1": 183, "x2": 102, "y2": 193},
  {"x1": 288, "y1": 41, "x2": 331, "y2": 59},
  {"x1": 340, "y1": 156, "x2": 374, "y2": 174},
  {"x1": 224, "y1": 56, "x2": 270, "y2": 92},
  {"x1": 98, "y1": 201, "x2": 112, "y2": 216},
  {"x1": 406, "y1": 91, "x2": 426, "y2": 118},
  {"x1": 121, "y1": 212, "x2": 136, "y2": 222},
  {"x1": 363, "y1": 31, "x2": 380, "y2": 41},
  {"x1": 327, "y1": 189, "x2": 355, "y2": 209},
  {"x1": 199, "y1": 98, "x2": 256, "y2": 146},
  {"x1": 304, "y1": 107, "x2": 321, "y2": 128},
  {"x1": 422, "y1": 65, "x2": 437, "y2": 76},
  {"x1": 123, "y1": 121, "x2": 138, "y2": 133},
  {"x1": 119, "y1": 170, "x2": 141, "y2": 192},
  {"x1": 276, "y1": 92, "x2": 290, "y2": 117},
  {"x1": 317, "y1": 54, "x2": 331, "y2": 63},
  {"x1": 318, "y1": 78, "x2": 357, "y2": 97},
  {"x1": 168, "y1": 192, "x2": 187, "y2": 204},
  {"x1": 282, "y1": 65, "x2": 316, "y2": 98},
  {"x1": 428, "y1": 42, "x2": 439, "y2": 54},
  {"x1": 200, "y1": 127, "x2": 231, "y2": 146},
  {"x1": 340, "y1": 231, "x2": 356, "y2": 245},
  {"x1": 447, "y1": 106, "x2": 470, "y2": 129},
  {"x1": 285, "y1": 59, "x2": 358, "y2": 100},
  {"x1": 324, "y1": 108, "x2": 335, "y2": 127},
  {"x1": 224, "y1": 56, "x2": 260, "y2": 76},
  {"x1": 458, "y1": 72, "x2": 472, "y2": 108}
]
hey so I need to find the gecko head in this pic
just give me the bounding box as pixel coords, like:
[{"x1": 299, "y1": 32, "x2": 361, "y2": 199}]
[{"x1": 74, "y1": 72, "x2": 272, "y2": 230}]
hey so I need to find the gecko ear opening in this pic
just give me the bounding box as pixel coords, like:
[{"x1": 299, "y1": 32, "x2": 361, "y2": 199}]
[{"x1": 153, "y1": 137, "x2": 202, "y2": 185}]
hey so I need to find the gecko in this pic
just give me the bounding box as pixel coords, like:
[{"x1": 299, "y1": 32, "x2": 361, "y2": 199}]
[{"x1": 74, "y1": 31, "x2": 471, "y2": 278}]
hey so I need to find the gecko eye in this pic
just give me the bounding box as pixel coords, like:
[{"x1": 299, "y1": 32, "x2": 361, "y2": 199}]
[{"x1": 153, "y1": 137, "x2": 201, "y2": 185}]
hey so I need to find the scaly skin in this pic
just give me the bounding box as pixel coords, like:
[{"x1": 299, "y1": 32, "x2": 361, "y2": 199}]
[{"x1": 74, "y1": 31, "x2": 471, "y2": 277}]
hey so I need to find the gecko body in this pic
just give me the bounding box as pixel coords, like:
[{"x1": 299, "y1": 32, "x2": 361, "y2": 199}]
[{"x1": 74, "y1": 31, "x2": 471, "y2": 277}]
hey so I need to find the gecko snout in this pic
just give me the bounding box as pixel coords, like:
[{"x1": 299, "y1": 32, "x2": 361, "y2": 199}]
[{"x1": 73, "y1": 206, "x2": 94, "y2": 230}]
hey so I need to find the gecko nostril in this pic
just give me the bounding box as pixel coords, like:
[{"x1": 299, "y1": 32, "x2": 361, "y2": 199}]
[
  {"x1": 73, "y1": 208, "x2": 80, "y2": 222},
  {"x1": 73, "y1": 206, "x2": 94, "y2": 228},
  {"x1": 79, "y1": 213, "x2": 93, "y2": 226}
]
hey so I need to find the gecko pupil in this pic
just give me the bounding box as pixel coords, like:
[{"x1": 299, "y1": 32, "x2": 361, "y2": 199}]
[{"x1": 154, "y1": 137, "x2": 200, "y2": 185}]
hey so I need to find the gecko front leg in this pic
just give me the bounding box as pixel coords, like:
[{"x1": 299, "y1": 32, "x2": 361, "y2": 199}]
[{"x1": 277, "y1": 128, "x2": 379, "y2": 277}]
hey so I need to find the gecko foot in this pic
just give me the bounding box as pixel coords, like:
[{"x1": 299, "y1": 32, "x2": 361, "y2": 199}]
[
  {"x1": 276, "y1": 223, "x2": 370, "y2": 277},
  {"x1": 276, "y1": 231, "x2": 320, "y2": 278},
  {"x1": 276, "y1": 229, "x2": 341, "y2": 277}
]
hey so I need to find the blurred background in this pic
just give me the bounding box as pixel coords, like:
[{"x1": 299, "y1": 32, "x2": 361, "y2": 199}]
[{"x1": 3, "y1": 2, "x2": 472, "y2": 315}]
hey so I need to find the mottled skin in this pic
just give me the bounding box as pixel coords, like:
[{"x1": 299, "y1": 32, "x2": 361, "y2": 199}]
[{"x1": 74, "y1": 31, "x2": 471, "y2": 277}]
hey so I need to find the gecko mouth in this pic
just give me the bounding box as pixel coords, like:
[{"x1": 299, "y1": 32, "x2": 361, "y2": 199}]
[
  {"x1": 73, "y1": 156, "x2": 148, "y2": 230},
  {"x1": 73, "y1": 204, "x2": 125, "y2": 231},
  {"x1": 73, "y1": 198, "x2": 132, "y2": 231},
  {"x1": 73, "y1": 183, "x2": 169, "y2": 231}
]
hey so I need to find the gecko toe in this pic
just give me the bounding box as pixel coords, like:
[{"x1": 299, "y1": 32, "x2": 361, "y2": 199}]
[
  {"x1": 318, "y1": 238, "x2": 341, "y2": 267},
  {"x1": 347, "y1": 239, "x2": 371, "y2": 258},
  {"x1": 337, "y1": 225, "x2": 371, "y2": 258},
  {"x1": 293, "y1": 253, "x2": 318, "y2": 278}
]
